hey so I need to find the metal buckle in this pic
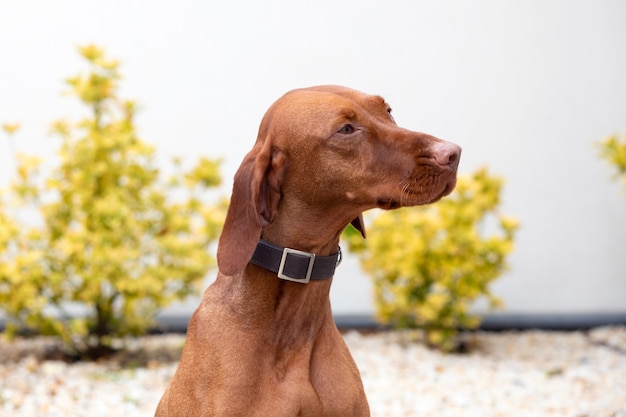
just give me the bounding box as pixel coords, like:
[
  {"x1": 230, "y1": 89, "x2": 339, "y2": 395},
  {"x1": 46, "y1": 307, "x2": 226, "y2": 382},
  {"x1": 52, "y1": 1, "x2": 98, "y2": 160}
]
[{"x1": 277, "y1": 247, "x2": 316, "y2": 284}]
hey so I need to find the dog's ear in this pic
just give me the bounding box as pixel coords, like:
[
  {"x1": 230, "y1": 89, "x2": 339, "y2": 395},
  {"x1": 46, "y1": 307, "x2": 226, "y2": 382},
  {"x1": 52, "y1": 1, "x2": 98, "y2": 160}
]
[
  {"x1": 351, "y1": 213, "x2": 366, "y2": 239},
  {"x1": 217, "y1": 139, "x2": 286, "y2": 276}
]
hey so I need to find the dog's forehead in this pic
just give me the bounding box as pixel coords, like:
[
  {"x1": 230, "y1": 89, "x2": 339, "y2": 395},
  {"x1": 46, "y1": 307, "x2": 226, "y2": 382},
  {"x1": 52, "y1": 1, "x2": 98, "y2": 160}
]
[
  {"x1": 298, "y1": 86, "x2": 386, "y2": 107},
  {"x1": 274, "y1": 86, "x2": 389, "y2": 118},
  {"x1": 256, "y1": 86, "x2": 394, "y2": 147}
]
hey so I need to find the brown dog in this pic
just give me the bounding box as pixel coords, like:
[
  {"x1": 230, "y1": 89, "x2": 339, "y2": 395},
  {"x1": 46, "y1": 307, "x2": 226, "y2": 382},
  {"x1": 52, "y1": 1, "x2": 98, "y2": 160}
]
[{"x1": 155, "y1": 85, "x2": 460, "y2": 417}]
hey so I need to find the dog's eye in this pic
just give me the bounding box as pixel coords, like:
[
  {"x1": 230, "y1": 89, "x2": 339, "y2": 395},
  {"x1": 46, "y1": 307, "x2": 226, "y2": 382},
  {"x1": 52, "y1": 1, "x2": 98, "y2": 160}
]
[{"x1": 339, "y1": 124, "x2": 355, "y2": 135}]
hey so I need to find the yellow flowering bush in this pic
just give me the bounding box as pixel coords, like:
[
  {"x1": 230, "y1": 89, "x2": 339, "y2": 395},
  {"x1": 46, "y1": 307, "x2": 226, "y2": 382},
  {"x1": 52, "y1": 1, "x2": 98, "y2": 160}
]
[
  {"x1": 0, "y1": 46, "x2": 224, "y2": 358},
  {"x1": 599, "y1": 133, "x2": 626, "y2": 186},
  {"x1": 346, "y1": 167, "x2": 518, "y2": 351}
]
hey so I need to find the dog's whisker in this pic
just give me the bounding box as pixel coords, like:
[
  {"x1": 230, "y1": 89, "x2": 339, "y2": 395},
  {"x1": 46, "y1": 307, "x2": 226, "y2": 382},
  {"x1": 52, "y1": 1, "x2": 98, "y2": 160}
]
[
  {"x1": 398, "y1": 182, "x2": 405, "y2": 206},
  {"x1": 405, "y1": 183, "x2": 411, "y2": 205}
]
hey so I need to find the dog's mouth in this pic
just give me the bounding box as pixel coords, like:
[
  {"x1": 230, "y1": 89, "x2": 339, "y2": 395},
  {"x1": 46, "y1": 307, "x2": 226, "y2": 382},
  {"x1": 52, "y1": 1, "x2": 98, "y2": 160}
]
[
  {"x1": 376, "y1": 174, "x2": 457, "y2": 210},
  {"x1": 376, "y1": 198, "x2": 402, "y2": 210}
]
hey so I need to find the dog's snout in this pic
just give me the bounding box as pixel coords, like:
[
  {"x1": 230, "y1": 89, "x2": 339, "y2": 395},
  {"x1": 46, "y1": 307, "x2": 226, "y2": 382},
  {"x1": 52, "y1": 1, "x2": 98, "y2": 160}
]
[{"x1": 432, "y1": 141, "x2": 461, "y2": 167}]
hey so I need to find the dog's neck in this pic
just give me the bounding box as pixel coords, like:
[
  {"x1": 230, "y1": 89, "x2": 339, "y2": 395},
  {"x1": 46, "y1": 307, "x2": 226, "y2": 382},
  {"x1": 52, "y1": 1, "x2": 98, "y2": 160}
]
[
  {"x1": 261, "y1": 201, "x2": 354, "y2": 257},
  {"x1": 213, "y1": 261, "x2": 335, "y2": 351},
  {"x1": 260, "y1": 229, "x2": 342, "y2": 259},
  {"x1": 213, "y1": 201, "x2": 358, "y2": 341},
  {"x1": 215, "y1": 241, "x2": 343, "y2": 340}
]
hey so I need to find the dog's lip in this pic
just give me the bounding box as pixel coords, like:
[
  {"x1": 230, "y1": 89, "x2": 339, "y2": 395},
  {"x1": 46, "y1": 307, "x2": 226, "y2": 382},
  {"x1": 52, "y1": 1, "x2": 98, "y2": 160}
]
[
  {"x1": 376, "y1": 176, "x2": 457, "y2": 209},
  {"x1": 376, "y1": 198, "x2": 402, "y2": 209}
]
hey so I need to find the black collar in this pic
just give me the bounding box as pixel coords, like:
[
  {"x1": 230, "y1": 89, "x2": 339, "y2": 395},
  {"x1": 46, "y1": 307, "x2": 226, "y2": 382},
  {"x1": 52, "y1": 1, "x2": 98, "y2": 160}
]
[{"x1": 250, "y1": 239, "x2": 342, "y2": 284}]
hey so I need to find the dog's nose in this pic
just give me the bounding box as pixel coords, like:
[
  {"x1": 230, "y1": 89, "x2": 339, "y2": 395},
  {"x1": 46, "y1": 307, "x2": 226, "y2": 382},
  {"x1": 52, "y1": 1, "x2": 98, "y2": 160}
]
[{"x1": 432, "y1": 141, "x2": 461, "y2": 167}]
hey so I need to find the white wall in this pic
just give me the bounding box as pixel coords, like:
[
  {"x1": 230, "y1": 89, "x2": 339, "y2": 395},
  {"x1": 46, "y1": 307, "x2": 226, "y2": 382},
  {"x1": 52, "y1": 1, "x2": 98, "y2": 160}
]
[{"x1": 1, "y1": 0, "x2": 625, "y2": 316}]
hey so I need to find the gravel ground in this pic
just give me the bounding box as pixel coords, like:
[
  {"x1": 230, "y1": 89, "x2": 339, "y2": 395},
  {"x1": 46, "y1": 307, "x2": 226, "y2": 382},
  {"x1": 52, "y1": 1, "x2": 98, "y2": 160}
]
[{"x1": 1, "y1": 327, "x2": 625, "y2": 417}]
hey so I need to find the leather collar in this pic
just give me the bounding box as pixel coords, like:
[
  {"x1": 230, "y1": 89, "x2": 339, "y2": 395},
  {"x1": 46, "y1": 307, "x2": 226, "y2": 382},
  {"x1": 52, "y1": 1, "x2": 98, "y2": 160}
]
[{"x1": 250, "y1": 239, "x2": 342, "y2": 284}]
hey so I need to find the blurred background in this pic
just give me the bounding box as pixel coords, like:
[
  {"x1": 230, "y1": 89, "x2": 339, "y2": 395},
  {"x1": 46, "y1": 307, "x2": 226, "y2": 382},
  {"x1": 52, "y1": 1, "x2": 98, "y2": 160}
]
[{"x1": 1, "y1": 0, "x2": 625, "y2": 325}]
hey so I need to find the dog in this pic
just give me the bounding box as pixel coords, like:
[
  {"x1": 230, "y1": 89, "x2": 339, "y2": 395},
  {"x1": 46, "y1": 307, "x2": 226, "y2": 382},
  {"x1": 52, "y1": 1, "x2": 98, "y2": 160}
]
[{"x1": 155, "y1": 85, "x2": 461, "y2": 417}]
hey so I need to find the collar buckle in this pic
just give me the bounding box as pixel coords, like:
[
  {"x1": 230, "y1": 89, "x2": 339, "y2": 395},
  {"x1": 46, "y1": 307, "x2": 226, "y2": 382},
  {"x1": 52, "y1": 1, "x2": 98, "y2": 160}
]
[{"x1": 277, "y1": 247, "x2": 316, "y2": 283}]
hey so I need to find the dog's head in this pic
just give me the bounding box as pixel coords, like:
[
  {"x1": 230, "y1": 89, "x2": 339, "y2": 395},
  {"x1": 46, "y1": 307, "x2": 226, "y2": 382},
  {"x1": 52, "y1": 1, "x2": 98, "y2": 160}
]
[{"x1": 218, "y1": 85, "x2": 461, "y2": 276}]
